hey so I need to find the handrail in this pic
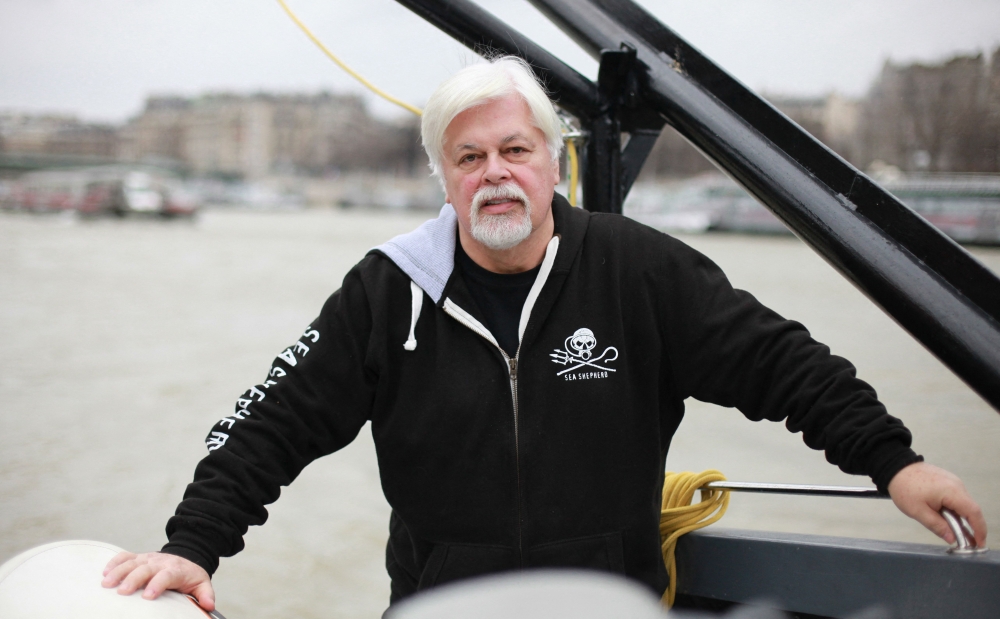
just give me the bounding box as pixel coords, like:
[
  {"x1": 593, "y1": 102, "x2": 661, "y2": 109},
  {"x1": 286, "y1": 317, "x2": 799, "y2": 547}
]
[
  {"x1": 701, "y1": 481, "x2": 987, "y2": 554},
  {"x1": 703, "y1": 481, "x2": 886, "y2": 499}
]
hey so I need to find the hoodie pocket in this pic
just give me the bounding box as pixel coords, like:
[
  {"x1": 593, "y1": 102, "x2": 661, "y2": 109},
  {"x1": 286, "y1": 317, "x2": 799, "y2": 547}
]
[
  {"x1": 526, "y1": 532, "x2": 626, "y2": 573},
  {"x1": 418, "y1": 543, "x2": 518, "y2": 590}
]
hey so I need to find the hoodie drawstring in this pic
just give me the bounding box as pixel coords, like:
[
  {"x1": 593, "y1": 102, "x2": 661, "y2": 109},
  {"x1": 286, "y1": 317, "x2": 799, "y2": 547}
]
[{"x1": 404, "y1": 280, "x2": 423, "y2": 351}]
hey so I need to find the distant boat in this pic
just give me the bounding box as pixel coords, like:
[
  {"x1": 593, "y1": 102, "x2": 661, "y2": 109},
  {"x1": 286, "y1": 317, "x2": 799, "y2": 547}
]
[
  {"x1": 626, "y1": 173, "x2": 1000, "y2": 245},
  {"x1": 1, "y1": 165, "x2": 199, "y2": 218},
  {"x1": 881, "y1": 174, "x2": 1000, "y2": 245}
]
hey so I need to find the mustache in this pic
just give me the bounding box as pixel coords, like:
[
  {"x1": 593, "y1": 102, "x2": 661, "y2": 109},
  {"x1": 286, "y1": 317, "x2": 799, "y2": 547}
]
[{"x1": 471, "y1": 183, "x2": 530, "y2": 214}]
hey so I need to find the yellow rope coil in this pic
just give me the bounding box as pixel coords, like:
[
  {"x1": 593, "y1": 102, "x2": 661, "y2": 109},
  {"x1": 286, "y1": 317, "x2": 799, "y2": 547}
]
[{"x1": 660, "y1": 470, "x2": 730, "y2": 608}]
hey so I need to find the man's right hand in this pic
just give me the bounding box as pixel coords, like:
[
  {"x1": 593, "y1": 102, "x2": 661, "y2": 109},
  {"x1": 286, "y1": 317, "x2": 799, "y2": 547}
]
[{"x1": 101, "y1": 551, "x2": 215, "y2": 611}]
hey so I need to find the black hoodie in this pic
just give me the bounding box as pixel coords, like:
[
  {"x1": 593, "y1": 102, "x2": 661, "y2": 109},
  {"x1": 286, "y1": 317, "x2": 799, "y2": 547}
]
[{"x1": 162, "y1": 194, "x2": 921, "y2": 601}]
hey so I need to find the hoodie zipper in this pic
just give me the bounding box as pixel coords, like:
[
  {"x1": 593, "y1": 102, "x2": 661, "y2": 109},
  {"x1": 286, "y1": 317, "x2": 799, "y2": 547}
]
[
  {"x1": 507, "y1": 353, "x2": 522, "y2": 567},
  {"x1": 435, "y1": 236, "x2": 559, "y2": 568},
  {"x1": 442, "y1": 300, "x2": 524, "y2": 566}
]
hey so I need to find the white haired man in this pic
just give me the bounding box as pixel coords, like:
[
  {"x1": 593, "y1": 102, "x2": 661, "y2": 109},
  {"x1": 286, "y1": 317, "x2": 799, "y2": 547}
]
[{"x1": 103, "y1": 57, "x2": 986, "y2": 612}]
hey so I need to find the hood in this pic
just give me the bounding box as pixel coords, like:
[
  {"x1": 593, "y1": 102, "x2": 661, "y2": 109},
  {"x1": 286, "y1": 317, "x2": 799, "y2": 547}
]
[{"x1": 372, "y1": 203, "x2": 458, "y2": 304}]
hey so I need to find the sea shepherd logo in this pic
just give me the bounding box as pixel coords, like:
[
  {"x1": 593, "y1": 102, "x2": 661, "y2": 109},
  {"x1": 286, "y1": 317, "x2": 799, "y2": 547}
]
[{"x1": 550, "y1": 328, "x2": 618, "y2": 381}]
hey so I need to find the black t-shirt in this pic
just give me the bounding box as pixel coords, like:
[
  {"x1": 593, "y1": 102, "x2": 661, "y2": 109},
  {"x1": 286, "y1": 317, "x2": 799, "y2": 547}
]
[{"x1": 455, "y1": 241, "x2": 540, "y2": 358}]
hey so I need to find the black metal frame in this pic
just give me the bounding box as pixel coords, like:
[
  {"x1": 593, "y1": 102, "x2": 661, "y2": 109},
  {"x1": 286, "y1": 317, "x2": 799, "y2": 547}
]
[
  {"x1": 393, "y1": 0, "x2": 665, "y2": 214},
  {"x1": 392, "y1": 0, "x2": 1000, "y2": 414},
  {"x1": 676, "y1": 528, "x2": 1000, "y2": 619}
]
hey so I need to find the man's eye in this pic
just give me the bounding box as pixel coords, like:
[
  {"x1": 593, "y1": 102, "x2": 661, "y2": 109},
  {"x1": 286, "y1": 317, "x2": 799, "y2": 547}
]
[
  {"x1": 461, "y1": 154, "x2": 478, "y2": 164},
  {"x1": 509, "y1": 147, "x2": 525, "y2": 154}
]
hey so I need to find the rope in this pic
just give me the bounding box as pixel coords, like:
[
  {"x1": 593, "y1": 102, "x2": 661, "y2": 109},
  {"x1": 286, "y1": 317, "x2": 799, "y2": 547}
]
[
  {"x1": 566, "y1": 137, "x2": 580, "y2": 207},
  {"x1": 660, "y1": 470, "x2": 730, "y2": 608},
  {"x1": 276, "y1": 0, "x2": 583, "y2": 205},
  {"x1": 276, "y1": 0, "x2": 424, "y2": 117}
]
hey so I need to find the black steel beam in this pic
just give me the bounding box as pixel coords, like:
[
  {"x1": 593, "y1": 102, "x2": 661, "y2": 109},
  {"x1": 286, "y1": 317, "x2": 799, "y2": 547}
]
[
  {"x1": 579, "y1": 110, "x2": 619, "y2": 213},
  {"x1": 527, "y1": 0, "x2": 1000, "y2": 412},
  {"x1": 676, "y1": 528, "x2": 1000, "y2": 619},
  {"x1": 393, "y1": 0, "x2": 670, "y2": 213},
  {"x1": 392, "y1": 0, "x2": 601, "y2": 122}
]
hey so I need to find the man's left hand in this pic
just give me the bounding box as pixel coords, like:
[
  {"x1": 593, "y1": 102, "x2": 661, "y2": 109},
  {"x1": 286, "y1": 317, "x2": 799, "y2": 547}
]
[{"x1": 888, "y1": 461, "x2": 987, "y2": 547}]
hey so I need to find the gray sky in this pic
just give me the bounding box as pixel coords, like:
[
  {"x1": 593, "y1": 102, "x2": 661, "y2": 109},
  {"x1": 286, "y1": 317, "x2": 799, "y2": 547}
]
[{"x1": 2, "y1": 0, "x2": 999, "y2": 123}]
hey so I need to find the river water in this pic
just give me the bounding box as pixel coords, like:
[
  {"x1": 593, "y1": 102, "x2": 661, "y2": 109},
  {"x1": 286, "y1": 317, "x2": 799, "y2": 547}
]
[{"x1": 2, "y1": 207, "x2": 998, "y2": 619}]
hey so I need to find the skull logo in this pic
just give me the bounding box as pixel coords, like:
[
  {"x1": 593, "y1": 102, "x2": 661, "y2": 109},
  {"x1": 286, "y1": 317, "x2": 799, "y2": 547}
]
[
  {"x1": 550, "y1": 326, "x2": 619, "y2": 377},
  {"x1": 568, "y1": 328, "x2": 597, "y2": 360}
]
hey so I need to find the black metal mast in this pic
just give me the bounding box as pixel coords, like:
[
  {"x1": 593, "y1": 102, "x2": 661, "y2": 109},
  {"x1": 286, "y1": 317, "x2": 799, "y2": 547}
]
[{"x1": 392, "y1": 0, "x2": 1000, "y2": 413}]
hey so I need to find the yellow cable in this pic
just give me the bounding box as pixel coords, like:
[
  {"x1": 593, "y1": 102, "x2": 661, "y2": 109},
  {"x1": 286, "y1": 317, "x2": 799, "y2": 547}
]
[
  {"x1": 276, "y1": 0, "x2": 423, "y2": 117},
  {"x1": 566, "y1": 137, "x2": 579, "y2": 207},
  {"x1": 279, "y1": 0, "x2": 584, "y2": 205},
  {"x1": 659, "y1": 470, "x2": 730, "y2": 608}
]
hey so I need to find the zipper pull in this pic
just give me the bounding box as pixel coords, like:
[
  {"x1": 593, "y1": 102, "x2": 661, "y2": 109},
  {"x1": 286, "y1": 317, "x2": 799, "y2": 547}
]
[{"x1": 508, "y1": 357, "x2": 518, "y2": 378}]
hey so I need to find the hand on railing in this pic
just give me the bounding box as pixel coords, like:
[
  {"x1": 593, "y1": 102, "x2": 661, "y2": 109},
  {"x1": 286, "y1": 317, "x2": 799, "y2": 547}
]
[
  {"x1": 887, "y1": 462, "x2": 987, "y2": 550},
  {"x1": 703, "y1": 464, "x2": 989, "y2": 555}
]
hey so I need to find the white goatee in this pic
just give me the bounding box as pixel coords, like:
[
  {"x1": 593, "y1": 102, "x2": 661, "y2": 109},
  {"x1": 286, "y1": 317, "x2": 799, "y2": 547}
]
[{"x1": 468, "y1": 182, "x2": 533, "y2": 250}]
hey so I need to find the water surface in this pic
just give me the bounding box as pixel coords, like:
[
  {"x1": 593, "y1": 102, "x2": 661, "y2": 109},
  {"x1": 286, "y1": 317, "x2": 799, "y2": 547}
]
[{"x1": 2, "y1": 208, "x2": 997, "y2": 618}]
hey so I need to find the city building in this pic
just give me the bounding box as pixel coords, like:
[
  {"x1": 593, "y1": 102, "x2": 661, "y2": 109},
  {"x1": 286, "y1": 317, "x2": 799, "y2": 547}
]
[{"x1": 119, "y1": 92, "x2": 421, "y2": 179}]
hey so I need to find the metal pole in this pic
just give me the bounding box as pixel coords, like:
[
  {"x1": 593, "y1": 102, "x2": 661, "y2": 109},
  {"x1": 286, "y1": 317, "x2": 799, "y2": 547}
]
[
  {"x1": 702, "y1": 481, "x2": 987, "y2": 552},
  {"x1": 703, "y1": 481, "x2": 887, "y2": 499},
  {"x1": 391, "y1": 0, "x2": 600, "y2": 123}
]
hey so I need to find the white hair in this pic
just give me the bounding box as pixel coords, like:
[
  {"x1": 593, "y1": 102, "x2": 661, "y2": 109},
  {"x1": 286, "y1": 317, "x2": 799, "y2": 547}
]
[{"x1": 421, "y1": 56, "x2": 563, "y2": 181}]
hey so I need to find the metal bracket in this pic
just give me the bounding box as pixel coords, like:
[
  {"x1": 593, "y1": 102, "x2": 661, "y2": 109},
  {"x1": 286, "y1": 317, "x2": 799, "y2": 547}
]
[
  {"x1": 942, "y1": 508, "x2": 989, "y2": 554},
  {"x1": 581, "y1": 42, "x2": 665, "y2": 213}
]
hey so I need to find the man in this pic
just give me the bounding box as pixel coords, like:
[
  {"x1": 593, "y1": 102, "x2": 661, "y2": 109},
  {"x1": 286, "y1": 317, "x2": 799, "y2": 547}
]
[{"x1": 102, "y1": 57, "x2": 986, "y2": 612}]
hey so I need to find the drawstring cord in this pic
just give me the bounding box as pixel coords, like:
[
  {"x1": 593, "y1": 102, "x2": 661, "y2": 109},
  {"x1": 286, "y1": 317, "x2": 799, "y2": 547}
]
[{"x1": 404, "y1": 281, "x2": 424, "y2": 351}]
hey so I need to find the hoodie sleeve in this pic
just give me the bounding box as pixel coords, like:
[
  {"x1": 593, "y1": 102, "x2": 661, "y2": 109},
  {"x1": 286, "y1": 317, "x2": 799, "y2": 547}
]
[
  {"x1": 161, "y1": 260, "x2": 377, "y2": 575},
  {"x1": 657, "y1": 236, "x2": 921, "y2": 493}
]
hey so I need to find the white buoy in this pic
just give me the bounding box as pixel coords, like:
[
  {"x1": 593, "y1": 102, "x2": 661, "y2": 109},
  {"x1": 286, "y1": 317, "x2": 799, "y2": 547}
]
[{"x1": 0, "y1": 540, "x2": 215, "y2": 618}]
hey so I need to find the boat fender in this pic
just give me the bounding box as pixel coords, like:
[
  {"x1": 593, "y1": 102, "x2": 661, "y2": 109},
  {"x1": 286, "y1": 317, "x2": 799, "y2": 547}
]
[{"x1": 0, "y1": 540, "x2": 222, "y2": 618}]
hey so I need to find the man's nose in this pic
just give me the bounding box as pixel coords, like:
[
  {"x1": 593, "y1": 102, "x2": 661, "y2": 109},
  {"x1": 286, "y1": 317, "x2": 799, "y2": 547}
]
[{"x1": 482, "y1": 153, "x2": 512, "y2": 184}]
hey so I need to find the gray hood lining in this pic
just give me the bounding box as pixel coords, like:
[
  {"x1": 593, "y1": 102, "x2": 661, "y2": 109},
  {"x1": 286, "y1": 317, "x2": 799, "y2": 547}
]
[{"x1": 373, "y1": 203, "x2": 457, "y2": 303}]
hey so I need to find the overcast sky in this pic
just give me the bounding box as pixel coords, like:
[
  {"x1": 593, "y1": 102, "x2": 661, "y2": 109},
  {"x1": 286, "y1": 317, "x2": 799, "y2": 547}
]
[{"x1": 2, "y1": 0, "x2": 999, "y2": 123}]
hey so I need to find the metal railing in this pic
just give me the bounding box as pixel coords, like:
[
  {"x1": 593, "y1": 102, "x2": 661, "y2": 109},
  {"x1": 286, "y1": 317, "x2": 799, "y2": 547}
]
[{"x1": 701, "y1": 481, "x2": 987, "y2": 554}]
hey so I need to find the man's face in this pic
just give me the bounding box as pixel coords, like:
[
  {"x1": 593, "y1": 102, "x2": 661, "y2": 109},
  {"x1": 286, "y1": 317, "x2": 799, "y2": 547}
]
[{"x1": 441, "y1": 95, "x2": 560, "y2": 253}]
